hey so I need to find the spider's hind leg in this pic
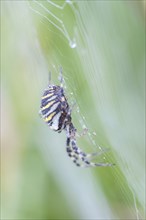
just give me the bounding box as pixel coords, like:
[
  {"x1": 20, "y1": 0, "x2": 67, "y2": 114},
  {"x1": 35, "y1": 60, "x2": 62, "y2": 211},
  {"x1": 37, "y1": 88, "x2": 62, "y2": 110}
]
[
  {"x1": 66, "y1": 146, "x2": 81, "y2": 167},
  {"x1": 71, "y1": 139, "x2": 115, "y2": 167},
  {"x1": 66, "y1": 141, "x2": 115, "y2": 167}
]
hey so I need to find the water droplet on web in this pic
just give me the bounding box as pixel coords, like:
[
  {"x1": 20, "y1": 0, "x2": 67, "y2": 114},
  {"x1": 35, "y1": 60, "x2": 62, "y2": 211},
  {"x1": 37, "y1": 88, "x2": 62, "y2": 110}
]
[
  {"x1": 93, "y1": 132, "x2": 96, "y2": 136},
  {"x1": 69, "y1": 39, "x2": 76, "y2": 48},
  {"x1": 99, "y1": 146, "x2": 101, "y2": 150}
]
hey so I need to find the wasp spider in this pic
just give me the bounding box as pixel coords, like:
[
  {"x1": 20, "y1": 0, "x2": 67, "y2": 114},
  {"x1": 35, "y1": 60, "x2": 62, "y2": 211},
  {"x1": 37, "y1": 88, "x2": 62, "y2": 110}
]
[{"x1": 40, "y1": 68, "x2": 114, "y2": 167}]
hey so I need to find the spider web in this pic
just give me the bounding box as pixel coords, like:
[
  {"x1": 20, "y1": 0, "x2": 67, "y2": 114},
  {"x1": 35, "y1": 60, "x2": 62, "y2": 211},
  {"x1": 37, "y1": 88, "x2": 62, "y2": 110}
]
[
  {"x1": 29, "y1": 0, "x2": 76, "y2": 48},
  {"x1": 29, "y1": 1, "x2": 145, "y2": 219}
]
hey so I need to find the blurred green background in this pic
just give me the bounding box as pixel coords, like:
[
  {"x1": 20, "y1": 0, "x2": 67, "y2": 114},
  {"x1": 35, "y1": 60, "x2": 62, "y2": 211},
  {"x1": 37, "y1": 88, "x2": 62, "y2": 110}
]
[{"x1": 1, "y1": 1, "x2": 145, "y2": 219}]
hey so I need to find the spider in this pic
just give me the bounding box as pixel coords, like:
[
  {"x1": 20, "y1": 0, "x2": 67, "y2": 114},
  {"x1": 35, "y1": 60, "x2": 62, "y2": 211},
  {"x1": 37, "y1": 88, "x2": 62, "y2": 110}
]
[{"x1": 39, "y1": 68, "x2": 115, "y2": 167}]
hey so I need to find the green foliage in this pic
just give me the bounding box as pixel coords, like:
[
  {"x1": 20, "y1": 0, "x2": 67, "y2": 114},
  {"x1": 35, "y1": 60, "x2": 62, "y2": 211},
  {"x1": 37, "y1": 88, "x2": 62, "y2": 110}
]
[{"x1": 1, "y1": 1, "x2": 145, "y2": 219}]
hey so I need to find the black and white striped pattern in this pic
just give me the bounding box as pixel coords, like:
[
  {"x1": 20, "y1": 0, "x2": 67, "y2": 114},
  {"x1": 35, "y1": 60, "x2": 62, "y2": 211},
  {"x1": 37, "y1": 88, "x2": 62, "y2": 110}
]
[
  {"x1": 40, "y1": 70, "x2": 115, "y2": 168},
  {"x1": 40, "y1": 85, "x2": 69, "y2": 132}
]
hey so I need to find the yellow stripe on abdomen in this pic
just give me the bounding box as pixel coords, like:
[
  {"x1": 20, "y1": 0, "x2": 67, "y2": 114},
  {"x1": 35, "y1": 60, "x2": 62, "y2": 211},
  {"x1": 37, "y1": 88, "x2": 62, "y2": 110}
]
[
  {"x1": 44, "y1": 111, "x2": 56, "y2": 122},
  {"x1": 41, "y1": 100, "x2": 56, "y2": 110},
  {"x1": 42, "y1": 93, "x2": 54, "y2": 99}
]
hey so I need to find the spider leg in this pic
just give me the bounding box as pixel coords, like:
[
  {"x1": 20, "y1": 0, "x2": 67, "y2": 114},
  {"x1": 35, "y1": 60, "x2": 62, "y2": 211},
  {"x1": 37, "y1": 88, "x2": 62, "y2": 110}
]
[
  {"x1": 66, "y1": 122, "x2": 115, "y2": 167},
  {"x1": 66, "y1": 146, "x2": 82, "y2": 167},
  {"x1": 66, "y1": 144, "x2": 114, "y2": 167},
  {"x1": 66, "y1": 136, "x2": 82, "y2": 167},
  {"x1": 66, "y1": 135, "x2": 86, "y2": 167},
  {"x1": 70, "y1": 139, "x2": 115, "y2": 167}
]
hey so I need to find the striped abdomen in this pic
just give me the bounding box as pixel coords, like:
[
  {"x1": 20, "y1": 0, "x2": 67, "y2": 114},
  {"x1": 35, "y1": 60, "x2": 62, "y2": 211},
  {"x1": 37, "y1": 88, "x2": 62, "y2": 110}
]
[{"x1": 40, "y1": 85, "x2": 69, "y2": 132}]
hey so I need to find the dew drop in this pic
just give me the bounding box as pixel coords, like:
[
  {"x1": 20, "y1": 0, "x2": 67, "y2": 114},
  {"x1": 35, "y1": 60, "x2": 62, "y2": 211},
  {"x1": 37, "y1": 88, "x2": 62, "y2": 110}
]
[
  {"x1": 69, "y1": 39, "x2": 76, "y2": 48},
  {"x1": 93, "y1": 132, "x2": 96, "y2": 136}
]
